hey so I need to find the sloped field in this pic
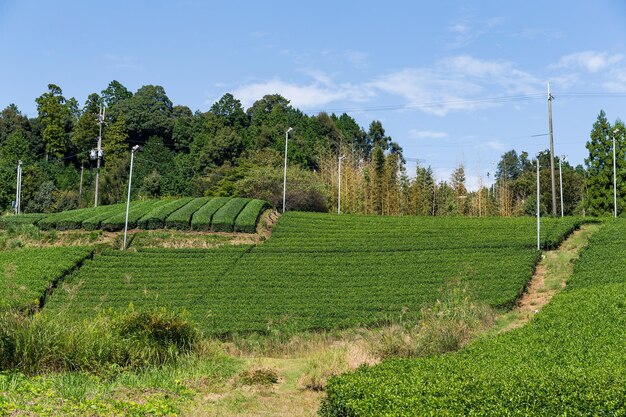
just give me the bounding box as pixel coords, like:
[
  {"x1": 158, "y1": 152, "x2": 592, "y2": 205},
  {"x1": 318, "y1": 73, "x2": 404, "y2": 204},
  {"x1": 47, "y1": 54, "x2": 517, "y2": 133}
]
[
  {"x1": 45, "y1": 213, "x2": 582, "y2": 335},
  {"x1": 321, "y1": 220, "x2": 625, "y2": 416}
]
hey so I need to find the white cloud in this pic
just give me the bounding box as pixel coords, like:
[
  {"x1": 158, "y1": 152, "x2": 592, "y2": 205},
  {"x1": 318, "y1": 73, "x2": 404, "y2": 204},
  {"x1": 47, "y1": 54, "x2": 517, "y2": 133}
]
[
  {"x1": 103, "y1": 53, "x2": 141, "y2": 71},
  {"x1": 370, "y1": 56, "x2": 541, "y2": 116},
  {"x1": 231, "y1": 79, "x2": 375, "y2": 109},
  {"x1": 603, "y1": 67, "x2": 626, "y2": 93},
  {"x1": 556, "y1": 51, "x2": 623, "y2": 73},
  {"x1": 479, "y1": 140, "x2": 506, "y2": 151},
  {"x1": 409, "y1": 130, "x2": 449, "y2": 140}
]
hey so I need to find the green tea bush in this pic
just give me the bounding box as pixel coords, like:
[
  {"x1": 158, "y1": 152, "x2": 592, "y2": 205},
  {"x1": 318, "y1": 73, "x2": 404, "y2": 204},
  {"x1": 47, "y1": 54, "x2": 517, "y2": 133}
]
[
  {"x1": 137, "y1": 198, "x2": 193, "y2": 230},
  {"x1": 320, "y1": 220, "x2": 626, "y2": 416},
  {"x1": 234, "y1": 199, "x2": 270, "y2": 233},
  {"x1": 165, "y1": 197, "x2": 212, "y2": 230},
  {"x1": 190, "y1": 197, "x2": 230, "y2": 231},
  {"x1": 211, "y1": 197, "x2": 251, "y2": 232}
]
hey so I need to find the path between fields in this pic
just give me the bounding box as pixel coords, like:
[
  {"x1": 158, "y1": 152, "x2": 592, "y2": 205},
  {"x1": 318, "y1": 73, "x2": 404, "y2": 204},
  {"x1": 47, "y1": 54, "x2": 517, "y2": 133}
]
[
  {"x1": 495, "y1": 222, "x2": 600, "y2": 333},
  {"x1": 181, "y1": 222, "x2": 601, "y2": 417}
]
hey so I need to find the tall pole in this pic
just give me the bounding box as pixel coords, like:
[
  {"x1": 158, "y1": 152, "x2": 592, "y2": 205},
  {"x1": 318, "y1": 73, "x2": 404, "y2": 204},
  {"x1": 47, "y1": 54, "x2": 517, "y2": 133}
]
[
  {"x1": 548, "y1": 82, "x2": 557, "y2": 216},
  {"x1": 338, "y1": 155, "x2": 345, "y2": 214},
  {"x1": 536, "y1": 157, "x2": 541, "y2": 250},
  {"x1": 94, "y1": 105, "x2": 105, "y2": 207},
  {"x1": 123, "y1": 146, "x2": 139, "y2": 250},
  {"x1": 15, "y1": 160, "x2": 22, "y2": 215},
  {"x1": 613, "y1": 130, "x2": 618, "y2": 218},
  {"x1": 79, "y1": 164, "x2": 84, "y2": 199},
  {"x1": 559, "y1": 157, "x2": 564, "y2": 217},
  {"x1": 282, "y1": 127, "x2": 293, "y2": 213}
]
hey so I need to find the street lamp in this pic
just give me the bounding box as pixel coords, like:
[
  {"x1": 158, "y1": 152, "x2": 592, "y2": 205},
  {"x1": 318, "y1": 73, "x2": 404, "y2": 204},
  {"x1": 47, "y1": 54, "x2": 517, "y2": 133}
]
[
  {"x1": 559, "y1": 155, "x2": 566, "y2": 217},
  {"x1": 123, "y1": 145, "x2": 140, "y2": 250},
  {"x1": 613, "y1": 128, "x2": 620, "y2": 218},
  {"x1": 282, "y1": 127, "x2": 293, "y2": 213},
  {"x1": 338, "y1": 155, "x2": 345, "y2": 214},
  {"x1": 536, "y1": 154, "x2": 541, "y2": 250}
]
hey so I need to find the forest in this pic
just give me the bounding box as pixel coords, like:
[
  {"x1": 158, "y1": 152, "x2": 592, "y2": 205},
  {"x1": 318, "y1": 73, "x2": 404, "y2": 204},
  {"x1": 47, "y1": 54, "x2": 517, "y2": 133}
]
[{"x1": 1, "y1": 82, "x2": 624, "y2": 217}]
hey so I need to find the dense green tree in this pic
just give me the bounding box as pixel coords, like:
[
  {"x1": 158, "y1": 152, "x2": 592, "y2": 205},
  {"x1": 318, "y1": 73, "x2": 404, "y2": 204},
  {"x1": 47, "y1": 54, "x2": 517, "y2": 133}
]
[
  {"x1": 35, "y1": 84, "x2": 75, "y2": 158},
  {"x1": 71, "y1": 93, "x2": 101, "y2": 164},
  {"x1": 113, "y1": 85, "x2": 173, "y2": 143},
  {"x1": 585, "y1": 111, "x2": 626, "y2": 216},
  {"x1": 367, "y1": 120, "x2": 391, "y2": 150},
  {"x1": 0, "y1": 104, "x2": 32, "y2": 146},
  {"x1": 101, "y1": 80, "x2": 132, "y2": 108},
  {"x1": 210, "y1": 93, "x2": 248, "y2": 130}
]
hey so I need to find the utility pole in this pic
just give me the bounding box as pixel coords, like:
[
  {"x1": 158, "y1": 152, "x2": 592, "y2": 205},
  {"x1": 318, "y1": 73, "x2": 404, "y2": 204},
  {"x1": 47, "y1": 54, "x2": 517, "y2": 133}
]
[
  {"x1": 15, "y1": 160, "x2": 22, "y2": 215},
  {"x1": 93, "y1": 105, "x2": 106, "y2": 207},
  {"x1": 123, "y1": 145, "x2": 140, "y2": 250},
  {"x1": 338, "y1": 155, "x2": 345, "y2": 214},
  {"x1": 548, "y1": 82, "x2": 557, "y2": 216},
  {"x1": 282, "y1": 127, "x2": 293, "y2": 213},
  {"x1": 79, "y1": 164, "x2": 84, "y2": 199},
  {"x1": 613, "y1": 129, "x2": 619, "y2": 218},
  {"x1": 559, "y1": 156, "x2": 565, "y2": 217}
]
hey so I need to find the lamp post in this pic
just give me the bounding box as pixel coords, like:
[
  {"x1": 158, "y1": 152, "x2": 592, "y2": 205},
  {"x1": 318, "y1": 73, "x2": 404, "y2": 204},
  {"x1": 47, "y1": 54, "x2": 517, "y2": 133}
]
[
  {"x1": 123, "y1": 145, "x2": 140, "y2": 250},
  {"x1": 282, "y1": 127, "x2": 293, "y2": 213},
  {"x1": 559, "y1": 155, "x2": 566, "y2": 217},
  {"x1": 536, "y1": 155, "x2": 541, "y2": 251},
  {"x1": 338, "y1": 155, "x2": 345, "y2": 214},
  {"x1": 614, "y1": 128, "x2": 620, "y2": 218}
]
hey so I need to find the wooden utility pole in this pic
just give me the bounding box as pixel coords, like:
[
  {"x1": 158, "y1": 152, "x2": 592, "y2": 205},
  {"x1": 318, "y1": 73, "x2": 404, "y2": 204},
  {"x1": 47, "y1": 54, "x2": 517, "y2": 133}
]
[{"x1": 548, "y1": 82, "x2": 557, "y2": 215}]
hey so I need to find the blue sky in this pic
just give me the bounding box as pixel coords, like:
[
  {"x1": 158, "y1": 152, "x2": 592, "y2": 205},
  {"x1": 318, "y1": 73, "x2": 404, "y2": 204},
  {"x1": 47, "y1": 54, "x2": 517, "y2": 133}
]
[{"x1": 1, "y1": 0, "x2": 626, "y2": 189}]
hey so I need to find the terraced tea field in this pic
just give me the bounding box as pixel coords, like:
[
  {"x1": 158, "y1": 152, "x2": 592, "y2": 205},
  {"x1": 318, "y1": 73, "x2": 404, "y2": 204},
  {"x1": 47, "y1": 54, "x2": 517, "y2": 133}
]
[
  {"x1": 0, "y1": 196, "x2": 269, "y2": 233},
  {"x1": 321, "y1": 219, "x2": 626, "y2": 416},
  {"x1": 45, "y1": 213, "x2": 582, "y2": 335}
]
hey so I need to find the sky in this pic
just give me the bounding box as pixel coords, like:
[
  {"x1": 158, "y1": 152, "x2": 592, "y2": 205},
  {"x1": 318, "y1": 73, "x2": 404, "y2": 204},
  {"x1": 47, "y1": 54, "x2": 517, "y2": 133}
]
[{"x1": 1, "y1": 0, "x2": 626, "y2": 190}]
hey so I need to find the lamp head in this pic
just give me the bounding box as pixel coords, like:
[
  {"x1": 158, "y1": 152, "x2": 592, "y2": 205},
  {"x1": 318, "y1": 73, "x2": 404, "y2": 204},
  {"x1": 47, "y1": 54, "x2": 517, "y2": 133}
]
[
  {"x1": 132, "y1": 145, "x2": 140, "y2": 152},
  {"x1": 287, "y1": 127, "x2": 293, "y2": 134}
]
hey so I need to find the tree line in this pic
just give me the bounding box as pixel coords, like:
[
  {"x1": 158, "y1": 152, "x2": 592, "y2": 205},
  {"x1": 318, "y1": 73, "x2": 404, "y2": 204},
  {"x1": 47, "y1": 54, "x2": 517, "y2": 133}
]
[{"x1": 0, "y1": 81, "x2": 623, "y2": 217}]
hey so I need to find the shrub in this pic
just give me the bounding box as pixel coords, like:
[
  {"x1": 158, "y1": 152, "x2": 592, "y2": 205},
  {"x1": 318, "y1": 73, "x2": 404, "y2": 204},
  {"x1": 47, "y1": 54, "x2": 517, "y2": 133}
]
[
  {"x1": 234, "y1": 199, "x2": 270, "y2": 233},
  {"x1": 101, "y1": 200, "x2": 166, "y2": 232},
  {"x1": 137, "y1": 198, "x2": 193, "y2": 230},
  {"x1": 190, "y1": 197, "x2": 230, "y2": 231},
  {"x1": 211, "y1": 198, "x2": 250, "y2": 232},
  {"x1": 82, "y1": 204, "x2": 126, "y2": 231},
  {"x1": 165, "y1": 197, "x2": 212, "y2": 230},
  {"x1": 0, "y1": 308, "x2": 199, "y2": 375}
]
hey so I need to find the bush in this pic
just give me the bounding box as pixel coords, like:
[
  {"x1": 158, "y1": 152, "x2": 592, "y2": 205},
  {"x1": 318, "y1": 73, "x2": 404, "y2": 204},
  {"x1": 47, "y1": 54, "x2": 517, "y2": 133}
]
[
  {"x1": 234, "y1": 199, "x2": 270, "y2": 233},
  {"x1": 0, "y1": 308, "x2": 199, "y2": 375},
  {"x1": 82, "y1": 204, "x2": 125, "y2": 231},
  {"x1": 211, "y1": 198, "x2": 250, "y2": 232},
  {"x1": 165, "y1": 197, "x2": 212, "y2": 230},
  {"x1": 137, "y1": 198, "x2": 193, "y2": 230},
  {"x1": 101, "y1": 200, "x2": 165, "y2": 231},
  {"x1": 190, "y1": 197, "x2": 230, "y2": 231}
]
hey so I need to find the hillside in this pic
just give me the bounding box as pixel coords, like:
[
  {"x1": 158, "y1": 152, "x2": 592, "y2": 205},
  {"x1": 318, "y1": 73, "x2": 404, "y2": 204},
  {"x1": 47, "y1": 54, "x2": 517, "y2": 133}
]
[
  {"x1": 42, "y1": 213, "x2": 581, "y2": 335},
  {"x1": 321, "y1": 219, "x2": 626, "y2": 416}
]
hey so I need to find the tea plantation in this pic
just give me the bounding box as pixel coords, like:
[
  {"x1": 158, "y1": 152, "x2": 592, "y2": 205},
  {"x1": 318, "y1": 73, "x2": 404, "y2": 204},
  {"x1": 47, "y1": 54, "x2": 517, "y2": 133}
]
[
  {"x1": 320, "y1": 219, "x2": 626, "y2": 416},
  {"x1": 0, "y1": 196, "x2": 269, "y2": 233},
  {"x1": 44, "y1": 213, "x2": 582, "y2": 335}
]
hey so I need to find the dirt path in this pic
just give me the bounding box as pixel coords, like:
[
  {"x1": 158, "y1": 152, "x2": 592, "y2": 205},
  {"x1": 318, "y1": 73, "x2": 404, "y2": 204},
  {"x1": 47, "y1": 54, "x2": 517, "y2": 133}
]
[
  {"x1": 182, "y1": 223, "x2": 601, "y2": 417},
  {"x1": 497, "y1": 223, "x2": 600, "y2": 332}
]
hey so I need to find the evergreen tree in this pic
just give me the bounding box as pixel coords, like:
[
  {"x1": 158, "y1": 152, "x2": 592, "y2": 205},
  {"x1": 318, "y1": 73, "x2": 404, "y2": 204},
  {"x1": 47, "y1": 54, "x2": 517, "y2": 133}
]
[{"x1": 585, "y1": 111, "x2": 626, "y2": 216}]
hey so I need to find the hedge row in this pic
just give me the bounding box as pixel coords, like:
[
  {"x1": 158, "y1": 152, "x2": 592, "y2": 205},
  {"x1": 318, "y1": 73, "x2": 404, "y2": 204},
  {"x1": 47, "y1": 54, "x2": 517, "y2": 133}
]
[
  {"x1": 164, "y1": 197, "x2": 212, "y2": 230},
  {"x1": 0, "y1": 214, "x2": 47, "y2": 229},
  {"x1": 137, "y1": 198, "x2": 193, "y2": 230},
  {"x1": 101, "y1": 200, "x2": 167, "y2": 231},
  {"x1": 190, "y1": 197, "x2": 230, "y2": 231},
  {"x1": 1, "y1": 197, "x2": 272, "y2": 233},
  {"x1": 211, "y1": 198, "x2": 251, "y2": 232},
  {"x1": 234, "y1": 199, "x2": 270, "y2": 233}
]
